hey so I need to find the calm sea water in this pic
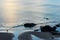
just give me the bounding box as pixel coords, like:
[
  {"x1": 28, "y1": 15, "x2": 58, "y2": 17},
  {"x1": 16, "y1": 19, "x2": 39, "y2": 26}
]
[
  {"x1": 0, "y1": 0, "x2": 60, "y2": 40},
  {"x1": 0, "y1": 0, "x2": 60, "y2": 27}
]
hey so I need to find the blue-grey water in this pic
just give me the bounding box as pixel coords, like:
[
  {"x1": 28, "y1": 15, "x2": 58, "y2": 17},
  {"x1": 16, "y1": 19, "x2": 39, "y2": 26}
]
[{"x1": 0, "y1": 0, "x2": 60, "y2": 40}]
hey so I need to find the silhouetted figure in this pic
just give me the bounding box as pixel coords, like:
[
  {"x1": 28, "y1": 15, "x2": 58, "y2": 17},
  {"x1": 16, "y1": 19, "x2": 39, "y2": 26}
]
[
  {"x1": 7, "y1": 30, "x2": 9, "y2": 32},
  {"x1": 24, "y1": 23, "x2": 37, "y2": 27},
  {"x1": 40, "y1": 25, "x2": 57, "y2": 32}
]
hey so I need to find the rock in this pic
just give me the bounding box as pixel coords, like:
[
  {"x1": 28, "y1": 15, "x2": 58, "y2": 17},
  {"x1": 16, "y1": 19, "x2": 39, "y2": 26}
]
[
  {"x1": 24, "y1": 23, "x2": 37, "y2": 27},
  {"x1": 40, "y1": 25, "x2": 57, "y2": 32}
]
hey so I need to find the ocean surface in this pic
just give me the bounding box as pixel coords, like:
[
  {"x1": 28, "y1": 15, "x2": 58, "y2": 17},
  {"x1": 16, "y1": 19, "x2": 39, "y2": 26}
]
[{"x1": 0, "y1": 0, "x2": 60, "y2": 40}]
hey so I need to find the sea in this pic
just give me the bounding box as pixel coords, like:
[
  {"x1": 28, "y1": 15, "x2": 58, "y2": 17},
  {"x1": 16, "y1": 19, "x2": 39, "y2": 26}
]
[{"x1": 0, "y1": 0, "x2": 60, "y2": 40}]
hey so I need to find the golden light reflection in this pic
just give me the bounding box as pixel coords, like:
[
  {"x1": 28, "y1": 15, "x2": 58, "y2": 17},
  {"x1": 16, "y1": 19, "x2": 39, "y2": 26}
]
[{"x1": 3, "y1": 0, "x2": 19, "y2": 27}]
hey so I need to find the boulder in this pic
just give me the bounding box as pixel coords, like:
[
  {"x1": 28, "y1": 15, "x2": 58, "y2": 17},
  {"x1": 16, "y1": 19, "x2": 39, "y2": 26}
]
[{"x1": 24, "y1": 23, "x2": 37, "y2": 27}]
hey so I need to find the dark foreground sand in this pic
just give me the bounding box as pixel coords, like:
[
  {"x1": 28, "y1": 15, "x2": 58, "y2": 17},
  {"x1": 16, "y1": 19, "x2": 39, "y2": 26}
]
[
  {"x1": 0, "y1": 32, "x2": 14, "y2": 40},
  {"x1": 18, "y1": 31, "x2": 60, "y2": 40}
]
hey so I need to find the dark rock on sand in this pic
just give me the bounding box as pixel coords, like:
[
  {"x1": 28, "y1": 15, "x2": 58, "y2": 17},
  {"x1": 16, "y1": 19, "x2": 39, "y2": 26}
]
[
  {"x1": 40, "y1": 25, "x2": 57, "y2": 32},
  {"x1": 24, "y1": 23, "x2": 37, "y2": 27}
]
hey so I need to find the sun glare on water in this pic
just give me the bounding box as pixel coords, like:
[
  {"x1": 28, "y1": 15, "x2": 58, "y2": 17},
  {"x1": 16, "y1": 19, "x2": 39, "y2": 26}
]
[{"x1": 3, "y1": 0, "x2": 19, "y2": 27}]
